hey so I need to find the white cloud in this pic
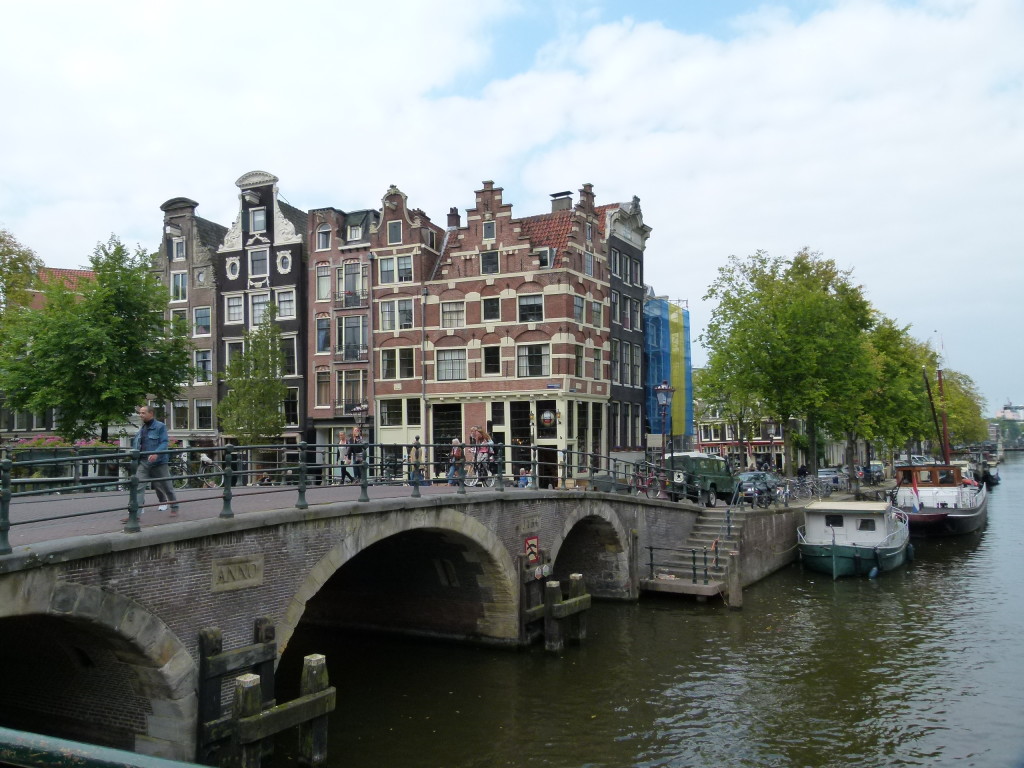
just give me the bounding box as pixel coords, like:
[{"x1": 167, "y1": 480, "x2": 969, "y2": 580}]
[{"x1": 1, "y1": 0, "x2": 1021, "y2": 409}]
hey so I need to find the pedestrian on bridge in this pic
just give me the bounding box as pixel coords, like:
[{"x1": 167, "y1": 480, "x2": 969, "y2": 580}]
[
  {"x1": 129, "y1": 405, "x2": 178, "y2": 519},
  {"x1": 408, "y1": 436, "x2": 425, "y2": 486}
]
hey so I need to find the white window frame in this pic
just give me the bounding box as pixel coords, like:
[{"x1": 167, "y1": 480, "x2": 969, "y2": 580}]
[
  {"x1": 315, "y1": 316, "x2": 331, "y2": 353},
  {"x1": 249, "y1": 248, "x2": 269, "y2": 278},
  {"x1": 316, "y1": 224, "x2": 331, "y2": 251},
  {"x1": 387, "y1": 220, "x2": 402, "y2": 245},
  {"x1": 171, "y1": 399, "x2": 189, "y2": 430},
  {"x1": 315, "y1": 371, "x2": 331, "y2": 408},
  {"x1": 224, "y1": 339, "x2": 244, "y2": 370},
  {"x1": 316, "y1": 263, "x2": 330, "y2": 300},
  {"x1": 516, "y1": 344, "x2": 550, "y2": 378},
  {"x1": 517, "y1": 294, "x2": 543, "y2": 322},
  {"x1": 275, "y1": 288, "x2": 296, "y2": 319},
  {"x1": 172, "y1": 237, "x2": 185, "y2": 261},
  {"x1": 192, "y1": 306, "x2": 212, "y2": 337},
  {"x1": 482, "y1": 220, "x2": 496, "y2": 241},
  {"x1": 480, "y1": 250, "x2": 499, "y2": 275},
  {"x1": 250, "y1": 292, "x2": 270, "y2": 327},
  {"x1": 441, "y1": 301, "x2": 465, "y2": 329},
  {"x1": 195, "y1": 398, "x2": 214, "y2": 430},
  {"x1": 282, "y1": 387, "x2": 300, "y2": 426},
  {"x1": 379, "y1": 257, "x2": 395, "y2": 284},
  {"x1": 436, "y1": 349, "x2": 466, "y2": 381},
  {"x1": 481, "y1": 297, "x2": 501, "y2": 322},
  {"x1": 170, "y1": 271, "x2": 187, "y2": 302},
  {"x1": 280, "y1": 335, "x2": 298, "y2": 376},
  {"x1": 584, "y1": 251, "x2": 594, "y2": 276},
  {"x1": 225, "y1": 294, "x2": 244, "y2": 325},
  {"x1": 194, "y1": 349, "x2": 213, "y2": 384},
  {"x1": 250, "y1": 208, "x2": 266, "y2": 233},
  {"x1": 397, "y1": 255, "x2": 412, "y2": 282},
  {"x1": 347, "y1": 224, "x2": 362, "y2": 241}
]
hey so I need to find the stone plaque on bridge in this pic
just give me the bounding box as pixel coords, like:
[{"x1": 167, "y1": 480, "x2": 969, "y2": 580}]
[{"x1": 211, "y1": 555, "x2": 265, "y2": 592}]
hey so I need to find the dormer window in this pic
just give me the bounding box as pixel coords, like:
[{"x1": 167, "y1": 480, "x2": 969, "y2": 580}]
[
  {"x1": 538, "y1": 248, "x2": 553, "y2": 268},
  {"x1": 482, "y1": 221, "x2": 496, "y2": 241},
  {"x1": 316, "y1": 224, "x2": 331, "y2": 251},
  {"x1": 250, "y1": 208, "x2": 266, "y2": 233},
  {"x1": 387, "y1": 220, "x2": 402, "y2": 245},
  {"x1": 347, "y1": 225, "x2": 362, "y2": 241}
]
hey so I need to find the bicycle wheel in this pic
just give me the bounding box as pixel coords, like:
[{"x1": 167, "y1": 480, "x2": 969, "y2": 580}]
[
  {"x1": 482, "y1": 473, "x2": 497, "y2": 488},
  {"x1": 630, "y1": 474, "x2": 644, "y2": 496},
  {"x1": 646, "y1": 475, "x2": 665, "y2": 499},
  {"x1": 201, "y1": 462, "x2": 224, "y2": 488},
  {"x1": 171, "y1": 461, "x2": 190, "y2": 490}
]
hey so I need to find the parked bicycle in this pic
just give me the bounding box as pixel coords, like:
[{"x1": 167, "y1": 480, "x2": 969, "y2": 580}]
[
  {"x1": 630, "y1": 462, "x2": 667, "y2": 499},
  {"x1": 171, "y1": 452, "x2": 224, "y2": 489}
]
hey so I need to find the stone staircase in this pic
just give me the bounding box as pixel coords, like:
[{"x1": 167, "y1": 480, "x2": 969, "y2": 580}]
[{"x1": 641, "y1": 506, "x2": 745, "y2": 599}]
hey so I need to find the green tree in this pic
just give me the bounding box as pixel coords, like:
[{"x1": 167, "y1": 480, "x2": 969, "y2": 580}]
[
  {"x1": 0, "y1": 236, "x2": 193, "y2": 441},
  {"x1": 0, "y1": 227, "x2": 43, "y2": 320},
  {"x1": 701, "y1": 249, "x2": 873, "y2": 474},
  {"x1": 936, "y1": 368, "x2": 987, "y2": 447},
  {"x1": 217, "y1": 304, "x2": 287, "y2": 445}
]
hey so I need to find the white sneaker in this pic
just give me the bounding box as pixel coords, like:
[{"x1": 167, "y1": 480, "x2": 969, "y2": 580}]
[{"x1": 158, "y1": 505, "x2": 169, "y2": 512}]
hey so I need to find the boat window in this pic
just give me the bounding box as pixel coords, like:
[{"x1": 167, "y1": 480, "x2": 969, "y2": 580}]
[
  {"x1": 857, "y1": 519, "x2": 876, "y2": 531},
  {"x1": 917, "y1": 470, "x2": 932, "y2": 484},
  {"x1": 938, "y1": 470, "x2": 955, "y2": 485},
  {"x1": 824, "y1": 515, "x2": 844, "y2": 528}
]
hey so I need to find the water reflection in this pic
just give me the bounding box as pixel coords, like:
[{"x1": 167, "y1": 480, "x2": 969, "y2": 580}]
[{"x1": 273, "y1": 455, "x2": 1024, "y2": 768}]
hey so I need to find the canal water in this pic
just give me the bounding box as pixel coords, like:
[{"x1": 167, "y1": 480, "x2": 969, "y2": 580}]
[{"x1": 273, "y1": 454, "x2": 1024, "y2": 768}]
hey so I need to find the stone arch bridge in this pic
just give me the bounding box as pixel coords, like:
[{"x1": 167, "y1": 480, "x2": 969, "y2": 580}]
[{"x1": 0, "y1": 489, "x2": 704, "y2": 761}]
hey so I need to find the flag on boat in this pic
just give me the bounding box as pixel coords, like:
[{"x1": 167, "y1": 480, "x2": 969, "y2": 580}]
[{"x1": 911, "y1": 471, "x2": 921, "y2": 513}]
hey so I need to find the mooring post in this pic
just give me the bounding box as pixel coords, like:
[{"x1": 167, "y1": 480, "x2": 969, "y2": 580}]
[
  {"x1": 124, "y1": 451, "x2": 141, "y2": 533},
  {"x1": 220, "y1": 445, "x2": 234, "y2": 519},
  {"x1": 296, "y1": 441, "x2": 309, "y2": 510},
  {"x1": 297, "y1": 654, "x2": 330, "y2": 767},
  {"x1": 544, "y1": 580, "x2": 563, "y2": 652},
  {"x1": 727, "y1": 550, "x2": 743, "y2": 609},
  {"x1": 233, "y1": 674, "x2": 264, "y2": 768},
  {"x1": 567, "y1": 573, "x2": 587, "y2": 643}
]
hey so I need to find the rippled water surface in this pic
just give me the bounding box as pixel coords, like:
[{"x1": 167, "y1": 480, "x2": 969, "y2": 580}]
[{"x1": 273, "y1": 455, "x2": 1024, "y2": 768}]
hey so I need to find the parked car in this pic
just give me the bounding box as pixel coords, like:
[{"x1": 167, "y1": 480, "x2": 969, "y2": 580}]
[
  {"x1": 736, "y1": 471, "x2": 785, "y2": 506},
  {"x1": 817, "y1": 467, "x2": 845, "y2": 488},
  {"x1": 664, "y1": 452, "x2": 736, "y2": 506},
  {"x1": 840, "y1": 464, "x2": 865, "y2": 479}
]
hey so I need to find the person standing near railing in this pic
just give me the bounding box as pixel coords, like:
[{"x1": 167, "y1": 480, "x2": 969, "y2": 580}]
[
  {"x1": 337, "y1": 429, "x2": 354, "y2": 485},
  {"x1": 348, "y1": 427, "x2": 366, "y2": 483},
  {"x1": 128, "y1": 405, "x2": 178, "y2": 519},
  {"x1": 408, "y1": 436, "x2": 425, "y2": 486}
]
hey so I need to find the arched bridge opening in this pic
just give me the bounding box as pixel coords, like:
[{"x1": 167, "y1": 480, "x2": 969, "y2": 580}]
[
  {"x1": 0, "y1": 614, "x2": 165, "y2": 752},
  {"x1": 299, "y1": 527, "x2": 519, "y2": 646}
]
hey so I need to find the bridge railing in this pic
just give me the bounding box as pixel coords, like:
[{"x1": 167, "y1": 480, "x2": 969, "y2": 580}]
[{"x1": 0, "y1": 443, "x2": 652, "y2": 553}]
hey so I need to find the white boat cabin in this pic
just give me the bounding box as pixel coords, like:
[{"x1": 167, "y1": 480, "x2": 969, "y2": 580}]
[{"x1": 803, "y1": 501, "x2": 901, "y2": 546}]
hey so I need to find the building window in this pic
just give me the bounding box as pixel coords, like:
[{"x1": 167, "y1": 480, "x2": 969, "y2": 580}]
[
  {"x1": 195, "y1": 399, "x2": 213, "y2": 430},
  {"x1": 340, "y1": 369, "x2": 367, "y2": 406},
  {"x1": 633, "y1": 259, "x2": 642, "y2": 285},
  {"x1": 225, "y1": 340, "x2": 244, "y2": 369},
  {"x1": 437, "y1": 349, "x2": 466, "y2": 381},
  {"x1": 172, "y1": 237, "x2": 185, "y2": 261},
  {"x1": 381, "y1": 349, "x2": 413, "y2": 379},
  {"x1": 575, "y1": 345, "x2": 584, "y2": 377},
  {"x1": 482, "y1": 220, "x2": 496, "y2": 241},
  {"x1": 398, "y1": 299, "x2": 413, "y2": 329},
  {"x1": 482, "y1": 297, "x2": 500, "y2": 322},
  {"x1": 316, "y1": 264, "x2": 330, "y2": 300},
  {"x1": 195, "y1": 350, "x2": 212, "y2": 383},
  {"x1": 407, "y1": 398, "x2": 421, "y2": 426},
  {"x1": 480, "y1": 250, "x2": 499, "y2": 274},
  {"x1": 622, "y1": 300, "x2": 632, "y2": 331},
  {"x1": 193, "y1": 306, "x2": 211, "y2": 336},
  {"x1": 275, "y1": 289, "x2": 295, "y2": 318},
  {"x1": 584, "y1": 251, "x2": 594, "y2": 276},
  {"x1": 517, "y1": 294, "x2": 543, "y2": 322},
  {"x1": 491, "y1": 401, "x2": 505, "y2": 426},
  {"x1": 280, "y1": 336, "x2": 297, "y2": 376},
  {"x1": 379, "y1": 399, "x2": 403, "y2": 426},
  {"x1": 347, "y1": 225, "x2": 362, "y2": 241},
  {"x1": 610, "y1": 249, "x2": 619, "y2": 276},
  {"x1": 441, "y1": 302, "x2": 465, "y2": 328},
  {"x1": 538, "y1": 248, "x2": 553, "y2": 268},
  {"x1": 611, "y1": 291, "x2": 619, "y2": 324},
  {"x1": 250, "y1": 249, "x2": 269, "y2": 278},
  {"x1": 316, "y1": 224, "x2": 331, "y2": 251},
  {"x1": 380, "y1": 302, "x2": 395, "y2": 331},
  {"x1": 340, "y1": 315, "x2": 367, "y2": 360},
  {"x1": 397, "y1": 255, "x2": 412, "y2": 282},
  {"x1": 315, "y1": 371, "x2": 331, "y2": 407},
  {"x1": 316, "y1": 317, "x2": 330, "y2": 353},
  {"x1": 387, "y1": 220, "x2": 402, "y2": 245},
  {"x1": 632, "y1": 343, "x2": 642, "y2": 385},
  {"x1": 591, "y1": 301, "x2": 602, "y2": 326},
  {"x1": 483, "y1": 346, "x2": 501, "y2": 375},
  {"x1": 339, "y1": 262, "x2": 365, "y2": 305},
  {"x1": 282, "y1": 388, "x2": 299, "y2": 426},
  {"x1": 630, "y1": 299, "x2": 641, "y2": 330},
  {"x1": 172, "y1": 400, "x2": 189, "y2": 430},
  {"x1": 593, "y1": 347, "x2": 601, "y2": 380},
  {"x1": 585, "y1": 222, "x2": 593, "y2": 242},
  {"x1": 251, "y1": 293, "x2": 269, "y2": 326},
  {"x1": 379, "y1": 257, "x2": 395, "y2": 284},
  {"x1": 621, "y1": 344, "x2": 631, "y2": 385},
  {"x1": 250, "y1": 208, "x2": 266, "y2": 233},
  {"x1": 171, "y1": 272, "x2": 187, "y2": 302},
  {"x1": 226, "y1": 259, "x2": 240, "y2": 280},
  {"x1": 573, "y1": 296, "x2": 584, "y2": 323},
  {"x1": 610, "y1": 340, "x2": 620, "y2": 384},
  {"x1": 225, "y1": 295, "x2": 243, "y2": 324},
  {"x1": 517, "y1": 344, "x2": 549, "y2": 377},
  {"x1": 170, "y1": 308, "x2": 187, "y2": 332}
]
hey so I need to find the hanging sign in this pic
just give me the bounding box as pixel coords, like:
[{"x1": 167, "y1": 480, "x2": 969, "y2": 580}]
[{"x1": 524, "y1": 535, "x2": 540, "y2": 563}]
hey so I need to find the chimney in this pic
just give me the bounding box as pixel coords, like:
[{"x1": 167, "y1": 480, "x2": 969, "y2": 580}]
[
  {"x1": 550, "y1": 191, "x2": 572, "y2": 212},
  {"x1": 447, "y1": 207, "x2": 461, "y2": 228}
]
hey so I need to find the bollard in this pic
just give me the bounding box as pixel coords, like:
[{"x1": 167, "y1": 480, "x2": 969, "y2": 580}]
[
  {"x1": 543, "y1": 580, "x2": 564, "y2": 652},
  {"x1": 297, "y1": 654, "x2": 330, "y2": 767},
  {"x1": 233, "y1": 674, "x2": 264, "y2": 768},
  {"x1": 358, "y1": 459, "x2": 369, "y2": 503},
  {"x1": 567, "y1": 573, "x2": 587, "y2": 643},
  {"x1": 727, "y1": 550, "x2": 743, "y2": 609},
  {"x1": 123, "y1": 451, "x2": 142, "y2": 533},
  {"x1": 220, "y1": 446, "x2": 235, "y2": 518}
]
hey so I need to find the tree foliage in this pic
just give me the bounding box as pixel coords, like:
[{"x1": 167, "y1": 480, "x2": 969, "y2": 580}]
[
  {"x1": 216, "y1": 305, "x2": 287, "y2": 445},
  {"x1": 0, "y1": 236, "x2": 193, "y2": 441},
  {"x1": 0, "y1": 227, "x2": 43, "y2": 320}
]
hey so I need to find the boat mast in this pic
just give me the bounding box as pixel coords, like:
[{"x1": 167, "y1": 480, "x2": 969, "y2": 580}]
[
  {"x1": 921, "y1": 367, "x2": 948, "y2": 464},
  {"x1": 937, "y1": 369, "x2": 952, "y2": 464}
]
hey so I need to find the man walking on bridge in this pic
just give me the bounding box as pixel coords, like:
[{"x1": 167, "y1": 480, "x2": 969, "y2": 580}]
[{"x1": 131, "y1": 405, "x2": 179, "y2": 518}]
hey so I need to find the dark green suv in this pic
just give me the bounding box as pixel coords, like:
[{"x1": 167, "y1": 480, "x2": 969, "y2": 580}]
[{"x1": 665, "y1": 452, "x2": 737, "y2": 506}]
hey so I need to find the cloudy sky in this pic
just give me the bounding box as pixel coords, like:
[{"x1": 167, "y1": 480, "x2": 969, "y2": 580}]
[{"x1": 2, "y1": 0, "x2": 1021, "y2": 413}]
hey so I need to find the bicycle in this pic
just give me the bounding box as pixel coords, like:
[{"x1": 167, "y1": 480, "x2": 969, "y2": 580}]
[
  {"x1": 464, "y1": 460, "x2": 498, "y2": 488},
  {"x1": 171, "y1": 452, "x2": 224, "y2": 489},
  {"x1": 630, "y1": 463, "x2": 667, "y2": 498}
]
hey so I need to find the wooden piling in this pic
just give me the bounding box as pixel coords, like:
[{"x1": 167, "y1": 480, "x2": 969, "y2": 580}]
[
  {"x1": 727, "y1": 551, "x2": 743, "y2": 609},
  {"x1": 544, "y1": 581, "x2": 563, "y2": 652},
  {"x1": 567, "y1": 573, "x2": 587, "y2": 643},
  {"x1": 297, "y1": 654, "x2": 330, "y2": 767},
  {"x1": 233, "y1": 674, "x2": 263, "y2": 768}
]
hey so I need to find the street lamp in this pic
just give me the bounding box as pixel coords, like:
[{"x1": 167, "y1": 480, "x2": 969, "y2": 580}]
[
  {"x1": 655, "y1": 380, "x2": 675, "y2": 466},
  {"x1": 350, "y1": 400, "x2": 369, "y2": 427}
]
